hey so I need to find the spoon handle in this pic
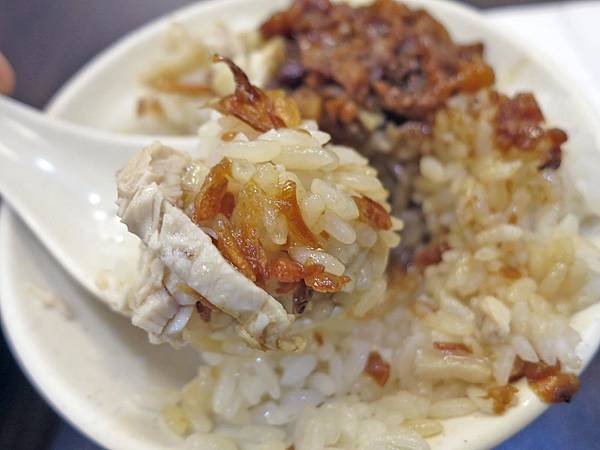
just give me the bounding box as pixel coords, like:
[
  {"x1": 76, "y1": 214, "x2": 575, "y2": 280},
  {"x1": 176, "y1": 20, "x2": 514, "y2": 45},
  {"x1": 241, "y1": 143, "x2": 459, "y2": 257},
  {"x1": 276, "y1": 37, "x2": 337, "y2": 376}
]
[
  {"x1": 0, "y1": 95, "x2": 197, "y2": 308},
  {"x1": 0, "y1": 95, "x2": 198, "y2": 204}
]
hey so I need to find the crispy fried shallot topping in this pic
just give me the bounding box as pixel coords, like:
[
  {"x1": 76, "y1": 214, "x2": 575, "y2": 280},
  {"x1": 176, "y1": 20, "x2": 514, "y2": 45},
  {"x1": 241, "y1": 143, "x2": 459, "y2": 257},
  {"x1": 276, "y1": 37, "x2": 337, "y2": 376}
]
[
  {"x1": 262, "y1": 0, "x2": 494, "y2": 142},
  {"x1": 271, "y1": 256, "x2": 348, "y2": 294},
  {"x1": 177, "y1": 285, "x2": 217, "y2": 322},
  {"x1": 364, "y1": 351, "x2": 391, "y2": 386},
  {"x1": 509, "y1": 356, "x2": 526, "y2": 383},
  {"x1": 192, "y1": 158, "x2": 232, "y2": 223},
  {"x1": 527, "y1": 366, "x2": 580, "y2": 404},
  {"x1": 277, "y1": 180, "x2": 320, "y2": 249},
  {"x1": 270, "y1": 256, "x2": 306, "y2": 283},
  {"x1": 303, "y1": 264, "x2": 351, "y2": 293},
  {"x1": 234, "y1": 184, "x2": 271, "y2": 286},
  {"x1": 414, "y1": 242, "x2": 449, "y2": 269},
  {"x1": 523, "y1": 361, "x2": 561, "y2": 380},
  {"x1": 313, "y1": 330, "x2": 324, "y2": 346},
  {"x1": 220, "y1": 192, "x2": 236, "y2": 219},
  {"x1": 485, "y1": 385, "x2": 518, "y2": 414},
  {"x1": 539, "y1": 128, "x2": 568, "y2": 171},
  {"x1": 501, "y1": 266, "x2": 521, "y2": 279},
  {"x1": 510, "y1": 360, "x2": 580, "y2": 404},
  {"x1": 191, "y1": 162, "x2": 350, "y2": 303},
  {"x1": 529, "y1": 371, "x2": 580, "y2": 404},
  {"x1": 146, "y1": 78, "x2": 213, "y2": 96},
  {"x1": 213, "y1": 214, "x2": 257, "y2": 282},
  {"x1": 353, "y1": 195, "x2": 392, "y2": 230},
  {"x1": 214, "y1": 55, "x2": 301, "y2": 132}
]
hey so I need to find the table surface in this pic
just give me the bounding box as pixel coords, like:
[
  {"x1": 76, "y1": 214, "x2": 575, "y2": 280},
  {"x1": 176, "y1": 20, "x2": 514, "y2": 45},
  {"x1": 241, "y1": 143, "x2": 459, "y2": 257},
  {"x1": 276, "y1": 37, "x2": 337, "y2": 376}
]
[{"x1": 1, "y1": 1, "x2": 599, "y2": 449}]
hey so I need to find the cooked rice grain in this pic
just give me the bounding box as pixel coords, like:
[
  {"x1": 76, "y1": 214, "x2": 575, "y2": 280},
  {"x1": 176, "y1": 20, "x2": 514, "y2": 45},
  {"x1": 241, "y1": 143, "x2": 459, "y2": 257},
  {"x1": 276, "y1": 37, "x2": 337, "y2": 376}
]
[{"x1": 130, "y1": 17, "x2": 599, "y2": 450}]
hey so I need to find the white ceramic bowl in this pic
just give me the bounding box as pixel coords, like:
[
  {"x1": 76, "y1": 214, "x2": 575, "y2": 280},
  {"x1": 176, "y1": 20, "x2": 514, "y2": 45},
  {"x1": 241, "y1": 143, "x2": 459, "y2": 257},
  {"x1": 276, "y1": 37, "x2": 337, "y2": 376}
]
[{"x1": 2, "y1": 1, "x2": 600, "y2": 449}]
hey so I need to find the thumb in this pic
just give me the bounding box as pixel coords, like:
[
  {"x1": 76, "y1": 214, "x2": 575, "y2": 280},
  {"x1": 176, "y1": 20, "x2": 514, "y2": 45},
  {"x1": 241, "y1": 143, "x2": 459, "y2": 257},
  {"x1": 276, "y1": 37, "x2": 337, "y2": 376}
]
[{"x1": 0, "y1": 53, "x2": 15, "y2": 94}]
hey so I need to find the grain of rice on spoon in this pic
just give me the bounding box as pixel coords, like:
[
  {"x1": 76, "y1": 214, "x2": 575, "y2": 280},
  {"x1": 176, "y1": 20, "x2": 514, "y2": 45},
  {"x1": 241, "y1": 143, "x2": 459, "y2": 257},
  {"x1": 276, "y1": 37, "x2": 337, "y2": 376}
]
[{"x1": 117, "y1": 57, "x2": 402, "y2": 351}]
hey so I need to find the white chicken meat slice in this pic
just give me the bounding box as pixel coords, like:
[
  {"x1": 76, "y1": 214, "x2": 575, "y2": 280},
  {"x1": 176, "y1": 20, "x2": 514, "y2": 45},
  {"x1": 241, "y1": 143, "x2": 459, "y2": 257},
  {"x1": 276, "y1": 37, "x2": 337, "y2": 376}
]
[{"x1": 116, "y1": 142, "x2": 302, "y2": 351}]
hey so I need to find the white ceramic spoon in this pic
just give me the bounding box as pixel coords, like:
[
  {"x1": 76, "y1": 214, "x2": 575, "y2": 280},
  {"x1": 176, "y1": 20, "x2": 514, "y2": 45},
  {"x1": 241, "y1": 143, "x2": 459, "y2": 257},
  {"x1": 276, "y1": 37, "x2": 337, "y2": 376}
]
[{"x1": 0, "y1": 95, "x2": 197, "y2": 310}]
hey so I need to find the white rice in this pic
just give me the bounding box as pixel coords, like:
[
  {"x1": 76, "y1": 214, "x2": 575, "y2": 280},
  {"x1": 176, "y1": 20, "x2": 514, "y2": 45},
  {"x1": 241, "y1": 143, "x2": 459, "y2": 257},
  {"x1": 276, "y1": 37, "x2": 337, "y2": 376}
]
[{"x1": 125, "y1": 22, "x2": 600, "y2": 450}]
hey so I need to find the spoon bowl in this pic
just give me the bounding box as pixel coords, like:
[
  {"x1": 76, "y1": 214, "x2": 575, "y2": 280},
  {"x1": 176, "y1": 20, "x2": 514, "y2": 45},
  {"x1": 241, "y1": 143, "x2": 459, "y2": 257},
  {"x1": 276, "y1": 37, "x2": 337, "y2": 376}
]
[{"x1": 0, "y1": 96, "x2": 197, "y2": 309}]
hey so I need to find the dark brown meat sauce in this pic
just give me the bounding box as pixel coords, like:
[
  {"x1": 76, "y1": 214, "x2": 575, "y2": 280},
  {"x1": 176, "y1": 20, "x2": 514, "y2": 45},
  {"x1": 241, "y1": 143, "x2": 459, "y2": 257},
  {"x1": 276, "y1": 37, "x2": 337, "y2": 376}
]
[
  {"x1": 261, "y1": 0, "x2": 494, "y2": 145},
  {"x1": 261, "y1": 0, "x2": 568, "y2": 270}
]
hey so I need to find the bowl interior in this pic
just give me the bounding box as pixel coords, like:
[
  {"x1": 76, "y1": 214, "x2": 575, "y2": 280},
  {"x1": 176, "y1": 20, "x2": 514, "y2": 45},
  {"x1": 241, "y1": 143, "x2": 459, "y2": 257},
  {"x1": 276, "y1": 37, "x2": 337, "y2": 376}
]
[{"x1": 3, "y1": 1, "x2": 600, "y2": 449}]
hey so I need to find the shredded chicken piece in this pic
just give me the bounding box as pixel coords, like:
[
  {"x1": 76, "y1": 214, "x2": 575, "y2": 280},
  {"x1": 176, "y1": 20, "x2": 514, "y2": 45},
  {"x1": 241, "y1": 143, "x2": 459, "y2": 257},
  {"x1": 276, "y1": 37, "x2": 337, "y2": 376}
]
[
  {"x1": 117, "y1": 143, "x2": 304, "y2": 351},
  {"x1": 270, "y1": 256, "x2": 306, "y2": 283},
  {"x1": 501, "y1": 266, "x2": 521, "y2": 279}
]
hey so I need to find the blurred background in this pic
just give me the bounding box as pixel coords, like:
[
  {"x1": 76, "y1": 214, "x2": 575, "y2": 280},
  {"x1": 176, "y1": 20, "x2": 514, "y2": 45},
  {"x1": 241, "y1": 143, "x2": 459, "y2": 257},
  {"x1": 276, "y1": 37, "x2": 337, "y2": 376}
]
[{"x1": 1, "y1": 0, "x2": 599, "y2": 449}]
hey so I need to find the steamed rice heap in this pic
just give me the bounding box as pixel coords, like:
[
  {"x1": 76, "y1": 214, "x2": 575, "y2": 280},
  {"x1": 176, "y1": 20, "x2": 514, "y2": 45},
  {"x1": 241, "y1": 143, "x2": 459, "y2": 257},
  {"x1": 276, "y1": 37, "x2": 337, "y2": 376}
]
[
  {"x1": 118, "y1": 57, "x2": 399, "y2": 352},
  {"x1": 155, "y1": 87, "x2": 590, "y2": 450},
  {"x1": 119, "y1": 1, "x2": 600, "y2": 449}
]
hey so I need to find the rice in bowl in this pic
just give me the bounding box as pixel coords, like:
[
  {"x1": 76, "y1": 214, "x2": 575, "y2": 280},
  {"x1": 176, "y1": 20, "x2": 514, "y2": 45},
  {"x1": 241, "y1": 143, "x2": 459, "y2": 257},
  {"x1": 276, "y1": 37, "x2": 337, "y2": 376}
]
[
  {"x1": 153, "y1": 87, "x2": 592, "y2": 450},
  {"x1": 114, "y1": 1, "x2": 600, "y2": 449}
]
